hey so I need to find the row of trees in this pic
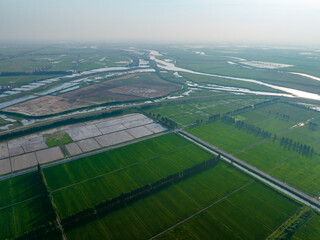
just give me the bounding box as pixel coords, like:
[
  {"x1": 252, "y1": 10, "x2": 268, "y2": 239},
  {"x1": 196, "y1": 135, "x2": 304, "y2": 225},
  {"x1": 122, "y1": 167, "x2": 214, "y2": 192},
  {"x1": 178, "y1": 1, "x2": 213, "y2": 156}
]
[
  {"x1": 146, "y1": 112, "x2": 178, "y2": 129},
  {"x1": 276, "y1": 209, "x2": 313, "y2": 240},
  {"x1": 61, "y1": 157, "x2": 219, "y2": 230},
  {"x1": 280, "y1": 137, "x2": 314, "y2": 158},
  {"x1": 206, "y1": 111, "x2": 316, "y2": 158},
  {"x1": 224, "y1": 98, "x2": 280, "y2": 117},
  {"x1": 234, "y1": 120, "x2": 273, "y2": 139}
]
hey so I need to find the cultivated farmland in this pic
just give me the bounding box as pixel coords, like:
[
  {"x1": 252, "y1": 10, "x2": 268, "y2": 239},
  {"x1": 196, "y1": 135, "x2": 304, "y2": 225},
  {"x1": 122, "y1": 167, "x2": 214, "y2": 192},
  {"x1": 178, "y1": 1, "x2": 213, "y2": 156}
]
[
  {"x1": 43, "y1": 133, "x2": 213, "y2": 218},
  {"x1": 146, "y1": 95, "x2": 270, "y2": 128},
  {"x1": 187, "y1": 104, "x2": 320, "y2": 196},
  {"x1": 65, "y1": 161, "x2": 300, "y2": 240},
  {"x1": 0, "y1": 172, "x2": 56, "y2": 240}
]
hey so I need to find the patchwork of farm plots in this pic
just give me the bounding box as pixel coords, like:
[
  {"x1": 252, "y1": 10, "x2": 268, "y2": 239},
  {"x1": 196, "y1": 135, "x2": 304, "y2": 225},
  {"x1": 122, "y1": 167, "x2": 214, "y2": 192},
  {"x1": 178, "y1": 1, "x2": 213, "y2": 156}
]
[
  {"x1": 65, "y1": 161, "x2": 300, "y2": 240},
  {"x1": 43, "y1": 133, "x2": 212, "y2": 218},
  {"x1": 187, "y1": 112, "x2": 320, "y2": 196},
  {"x1": 147, "y1": 95, "x2": 270, "y2": 127},
  {"x1": 0, "y1": 172, "x2": 56, "y2": 240},
  {"x1": 0, "y1": 127, "x2": 309, "y2": 239},
  {"x1": 0, "y1": 113, "x2": 166, "y2": 175}
]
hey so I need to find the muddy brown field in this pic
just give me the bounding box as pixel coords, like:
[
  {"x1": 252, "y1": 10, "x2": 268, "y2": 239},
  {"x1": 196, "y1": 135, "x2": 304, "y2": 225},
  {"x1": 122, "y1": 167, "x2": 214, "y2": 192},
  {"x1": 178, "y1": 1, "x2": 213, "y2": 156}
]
[{"x1": 5, "y1": 73, "x2": 181, "y2": 116}]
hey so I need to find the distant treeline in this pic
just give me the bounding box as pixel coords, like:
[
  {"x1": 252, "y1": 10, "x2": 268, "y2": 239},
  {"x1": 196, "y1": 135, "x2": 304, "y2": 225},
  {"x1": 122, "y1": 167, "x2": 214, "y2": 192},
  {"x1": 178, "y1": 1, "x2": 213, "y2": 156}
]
[{"x1": 143, "y1": 112, "x2": 178, "y2": 129}]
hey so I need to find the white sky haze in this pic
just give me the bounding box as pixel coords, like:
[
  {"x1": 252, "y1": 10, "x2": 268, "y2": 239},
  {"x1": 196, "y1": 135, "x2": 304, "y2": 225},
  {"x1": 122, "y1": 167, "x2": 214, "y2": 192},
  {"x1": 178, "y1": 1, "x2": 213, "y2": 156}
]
[{"x1": 0, "y1": 0, "x2": 319, "y2": 45}]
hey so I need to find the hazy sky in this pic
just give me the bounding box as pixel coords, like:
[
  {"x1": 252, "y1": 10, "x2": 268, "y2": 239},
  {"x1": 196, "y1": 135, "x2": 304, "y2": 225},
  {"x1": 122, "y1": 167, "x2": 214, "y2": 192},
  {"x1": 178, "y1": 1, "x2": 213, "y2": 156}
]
[{"x1": 1, "y1": 0, "x2": 320, "y2": 45}]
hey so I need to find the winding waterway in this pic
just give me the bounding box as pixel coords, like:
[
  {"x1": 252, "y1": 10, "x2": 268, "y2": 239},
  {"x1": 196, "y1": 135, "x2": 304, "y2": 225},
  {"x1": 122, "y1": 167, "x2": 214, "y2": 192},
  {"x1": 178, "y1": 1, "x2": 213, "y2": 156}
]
[{"x1": 150, "y1": 50, "x2": 320, "y2": 101}]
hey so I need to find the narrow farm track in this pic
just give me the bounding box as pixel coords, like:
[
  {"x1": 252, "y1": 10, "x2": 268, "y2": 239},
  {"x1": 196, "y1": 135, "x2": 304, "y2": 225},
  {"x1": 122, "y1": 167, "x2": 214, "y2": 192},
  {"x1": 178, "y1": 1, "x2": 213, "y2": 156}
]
[
  {"x1": 149, "y1": 181, "x2": 253, "y2": 240},
  {"x1": 178, "y1": 130, "x2": 320, "y2": 212}
]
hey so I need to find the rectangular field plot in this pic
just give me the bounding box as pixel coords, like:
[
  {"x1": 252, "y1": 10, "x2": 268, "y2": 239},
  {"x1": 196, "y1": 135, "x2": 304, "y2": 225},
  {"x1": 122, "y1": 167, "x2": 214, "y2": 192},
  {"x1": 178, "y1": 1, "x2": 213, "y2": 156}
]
[
  {"x1": 36, "y1": 146, "x2": 64, "y2": 164},
  {"x1": 66, "y1": 142, "x2": 83, "y2": 156},
  {"x1": 0, "y1": 172, "x2": 55, "y2": 240},
  {"x1": 0, "y1": 143, "x2": 9, "y2": 159},
  {"x1": 10, "y1": 152, "x2": 38, "y2": 172},
  {"x1": 95, "y1": 130, "x2": 134, "y2": 147},
  {"x1": 7, "y1": 135, "x2": 48, "y2": 154},
  {"x1": 77, "y1": 138, "x2": 101, "y2": 152},
  {"x1": 145, "y1": 123, "x2": 167, "y2": 133},
  {"x1": 98, "y1": 124, "x2": 126, "y2": 135},
  {"x1": 8, "y1": 145, "x2": 25, "y2": 157},
  {"x1": 126, "y1": 125, "x2": 153, "y2": 138},
  {"x1": 66, "y1": 125, "x2": 102, "y2": 141},
  {"x1": 65, "y1": 162, "x2": 299, "y2": 240},
  {"x1": 188, "y1": 120, "x2": 263, "y2": 153},
  {"x1": 0, "y1": 197, "x2": 55, "y2": 240},
  {"x1": 43, "y1": 133, "x2": 212, "y2": 218},
  {"x1": 0, "y1": 158, "x2": 11, "y2": 175}
]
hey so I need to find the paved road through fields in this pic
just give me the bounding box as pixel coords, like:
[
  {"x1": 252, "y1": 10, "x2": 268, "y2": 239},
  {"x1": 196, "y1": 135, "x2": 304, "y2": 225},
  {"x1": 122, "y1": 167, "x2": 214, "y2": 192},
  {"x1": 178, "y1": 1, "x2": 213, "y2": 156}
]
[{"x1": 178, "y1": 129, "x2": 320, "y2": 212}]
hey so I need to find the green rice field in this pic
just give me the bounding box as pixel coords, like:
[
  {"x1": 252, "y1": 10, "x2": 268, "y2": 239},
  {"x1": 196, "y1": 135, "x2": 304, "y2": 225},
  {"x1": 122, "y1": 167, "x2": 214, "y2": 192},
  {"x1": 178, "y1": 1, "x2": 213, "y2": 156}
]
[
  {"x1": 43, "y1": 133, "x2": 213, "y2": 218},
  {"x1": 65, "y1": 161, "x2": 300, "y2": 240},
  {"x1": 147, "y1": 95, "x2": 269, "y2": 128},
  {"x1": 188, "y1": 118, "x2": 320, "y2": 196},
  {"x1": 0, "y1": 172, "x2": 55, "y2": 240}
]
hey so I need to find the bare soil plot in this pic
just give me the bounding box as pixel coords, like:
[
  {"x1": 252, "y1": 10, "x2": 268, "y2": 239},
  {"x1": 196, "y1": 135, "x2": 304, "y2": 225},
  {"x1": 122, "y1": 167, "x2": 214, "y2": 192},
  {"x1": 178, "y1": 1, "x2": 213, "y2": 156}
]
[
  {"x1": 35, "y1": 147, "x2": 64, "y2": 164},
  {"x1": 7, "y1": 135, "x2": 47, "y2": 154},
  {"x1": 98, "y1": 124, "x2": 126, "y2": 135},
  {"x1": 0, "y1": 158, "x2": 11, "y2": 175},
  {"x1": 95, "y1": 130, "x2": 134, "y2": 147},
  {"x1": 145, "y1": 123, "x2": 167, "y2": 133},
  {"x1": 122, "y1": 118, "x2": 153, "y2": 129},
  {"x1": 8, "y1": 146, "x2": 25, "y2": 157},
  {"x1": 11, "y1": 152, "x2": 37, "y2": 172},
  {"x1": 22, "y1": 137, "x2": 48, "y2": 153},
  {"x1": 65, "y1": 142, "x2": 83, "y2": 156},
  {"x1": 120, "y1": 113, "x2": 150, "y2": 123},
  {"x1": 66, "y1": 125, "x2": 102, "y2": 141},
  {"x1": 95, "y1": 119, "x2": 123, "y2": 129},
  {"x1": 126, "y1": 125, "x2": 153, "y2": 138},
  {"x1": 77, "y1": 139, "x2": 101, "y2": 153},
  {"x1": 4, "y1": 95, "x2": 91, "y2": 116},
  {"x1": 4, "y1": 74, "x2": 181, "y2": 116},
  {"x1": 0, "y1": 144, "x2": 9, "y2": 159}
]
